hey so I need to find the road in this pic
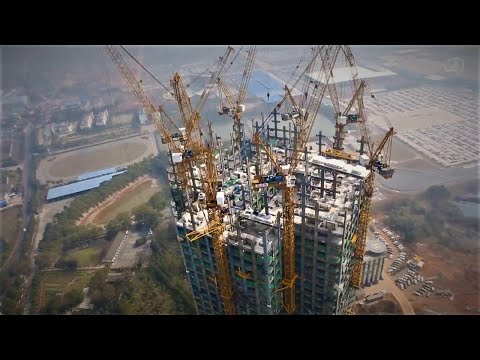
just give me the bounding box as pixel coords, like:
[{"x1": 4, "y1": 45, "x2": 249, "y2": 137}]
[
  {"x1": 1, "y1": 124, "x2": 32, "y2": 272},
  {"x1": 22, "y1": 123, "x2": 33, "y2": 226},
  {"x1": 362, "y1": 226, "x2": 415, "y2": 315},
  {"x1": 376, "y1": 163, "x2": 479, "y2": 194}
]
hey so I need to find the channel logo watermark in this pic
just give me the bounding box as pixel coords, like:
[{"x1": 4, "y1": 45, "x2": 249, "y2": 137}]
[{"x1": 443, "y1": 57, "x2": 464, "y2": 74}]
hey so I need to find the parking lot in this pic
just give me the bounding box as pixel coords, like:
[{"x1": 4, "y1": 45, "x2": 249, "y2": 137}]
[
  {"x1": 111, "y1": 229, "x2": 152, "y2": 270},
  {"x1": 374, "y1": 223, "x2": 444, "y2": 300},
  {"x1": 364, "y1": 86, "x2": 479, "y2": 167}
]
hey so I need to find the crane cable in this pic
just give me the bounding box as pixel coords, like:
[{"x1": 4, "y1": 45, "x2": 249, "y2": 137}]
[
  {"x1": 286, "y1": 46, "x2": 312, "y2": 87},
  {"x1": 257, "y1": 45, "x2": 326, "y2": 134},
  {"x1": 120, "y1": 45, "x2": 174, "y2": 97}
]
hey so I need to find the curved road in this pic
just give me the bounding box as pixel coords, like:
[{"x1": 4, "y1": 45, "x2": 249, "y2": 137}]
[{"x1": 362, "y1": 229, "x2": 415, "y2": 315}]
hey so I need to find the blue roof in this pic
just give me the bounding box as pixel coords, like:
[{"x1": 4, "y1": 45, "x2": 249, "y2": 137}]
[
  {"x1": 77, "y1": 167, "x2": 117, "y2": 181},
  {"x1": 47, "y1": 171, "x2": 126, "y2": 200},
  {"x1": 248, "y1": 70, "x2": 285, "y2": 103}
]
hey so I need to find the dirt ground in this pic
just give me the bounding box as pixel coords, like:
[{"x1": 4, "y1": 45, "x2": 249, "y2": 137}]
[
  {"x1": 76, "y1": 175, "x2": 159, "y2": 226},
  {"x1": 93, "y1": 178, "x2": 161, "y2": 225},
  {"x1": 405, "y1": 242, "x2": 480, "y2": 315},
  {"x1": 371, "y1": 210, "x2": 480, "y2": 315},
  {"x1": 355, "y1": 293, "x2": 403, "y2": 315},
  {"x1": 48, "y1": 142, "x2": 147, "y2": 177},
  {"x1": 37, "y1": 134, "x2": 158, "y2": 183}
]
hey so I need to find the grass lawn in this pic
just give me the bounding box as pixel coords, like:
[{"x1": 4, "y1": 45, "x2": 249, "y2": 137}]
[
  {"x1": 63, "y1": 246, "x2": 103, "y2": 267},
  {"x1": 43, "y1": 270, "x2": 96, "y2": 304},
  {"x1": 93, "y1": 180, "x2": 161, "y2": 225}
]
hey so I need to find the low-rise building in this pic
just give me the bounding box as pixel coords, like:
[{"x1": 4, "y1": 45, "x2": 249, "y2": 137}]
[
  {"x1": 80, "y1": 112, "x2": 94, "y2": 129},
  {"x1": 95, "y1": 109, "x2": 108, "y2": 126},
  {"x1": 51, "y1": 121, "x2": 75, "y2": 136},
  {"x1": 138, "y1": 109, "x2": 148, "y2": 125}
]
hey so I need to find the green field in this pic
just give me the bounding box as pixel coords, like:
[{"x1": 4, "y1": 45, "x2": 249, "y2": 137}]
[
  {"x1": 63, "y1": 246, "x2": 103, "y2": 268},
  {"x1": 43, "y1": 270, "x2": 96, "y2": 304},
  {"x1": 94, "y1": 180, "x2": 161, "y2": 225}
]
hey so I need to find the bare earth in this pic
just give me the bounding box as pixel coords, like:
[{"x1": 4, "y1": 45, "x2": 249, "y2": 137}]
[
  {"x1": 37, "y1": 134, "x2": 158, "y2": 184},
  {"x1": 76, "y1": 175, "x2": 159, "y2": 226},
  {"x1": 405, "y1": 243, "x2": 480, "y2": 315}
]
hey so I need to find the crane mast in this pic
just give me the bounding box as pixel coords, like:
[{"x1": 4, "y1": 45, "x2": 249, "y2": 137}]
[
  {"x1": 171, "y1": 72, "x2": 236, "y2": 315},
  {"x1": 108, "y1": 43, "x2": 395, "y2": 315},
  {"x1": 107, "y1": 45, "x2": 236, "y2": 314},
  {"x1": 282, "y1": 45, "x2": 341, "y2": 313},
  {"x1": 350, "y1": 127, "x2": 394, "y2": 289},
  {"x1": 196, "y1": 46, "x2": 235, "y2": 113}
]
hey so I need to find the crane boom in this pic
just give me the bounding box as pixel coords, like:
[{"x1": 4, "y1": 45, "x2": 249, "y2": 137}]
[
  {"x1": 218, "y1": 79, "x2": 236, "y2": 110},
  {"x1": 196, "y1": 46, "x2": 235, "y2": 113},
  {"x1": 171, "y1": 73, "x2": 236, "y2": 315},
  {"x1": 171, "y1": 73, "x2": 203, "y2": 150},
  {"x1": 105, "y1": 45, "x2": 179, "y2": 152},
  {"x1": 237, "y1": 45, "x2": 257, "y2": 106}
]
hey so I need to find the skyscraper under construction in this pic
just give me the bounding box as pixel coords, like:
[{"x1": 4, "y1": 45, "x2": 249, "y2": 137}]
[
  {"x1": 107, "y1": 44, "x2": 395, "y2": 315},
  {"x1": 169, "y1": 118, "x2": 369, "y2": 314}
]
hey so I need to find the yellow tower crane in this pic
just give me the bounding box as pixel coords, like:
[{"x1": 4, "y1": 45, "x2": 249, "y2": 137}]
[
  {"x1": 106, "y1": 45, "x2": 237, "y2": 314},
  {"x1": 337, "y1": 45, "x2": 396, "y2": 292},
  {"x1": 172, "y1": 75, "x2": 236, "y2": 315},
  {"x1": 250, "y1": 45, "x2": 341, "y2": 313},
  {"x1": 217, "y1": 45, "x2": 258, "y2": 161}
]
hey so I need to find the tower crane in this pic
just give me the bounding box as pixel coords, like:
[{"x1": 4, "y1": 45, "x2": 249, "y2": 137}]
[
  {"x1": 195, "y1": 46, "x2": 235, "y2": 113},
  {"x1": 106, "y1": 45, "x2": 195, "y2": 217},
  {"x1": 338, "y1": 45, "x2": 396, "y2": 291},
  {"x1": 250, "y1": 45, "x2": 341, "y2": 313},
  {"x1": 171, "y1": 73, "x2": 236, "y2": 315},
  {"x1": 217, "y1": 45, "x2": 258, "y2": 161},
  {"x1": 350, "y1": 127, "x2": 394, "y2": 289},
  {"x1": 107, "y1": 45, "x2": 236, "y2": 314}
]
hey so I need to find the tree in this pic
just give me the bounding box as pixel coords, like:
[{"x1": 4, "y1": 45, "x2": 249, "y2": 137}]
[
  {"x1": 134, "y1": 204, "x2": 159, "y2": 229},
  {"x1": 116, "y1": 212, "x2": 132, "y2": 230},
  {"x1": 135, "y1": 237, "x2": 147, "y2": 247},
  {"x1": 63, "y1": 289, "x2": 84, "y2": 309},
  {"x1": 45, "y1": 296, "x2": 63, "y2": 315},
  {"x1": 59, "y1": 259, "x2": 78, "y2": 270},
  {"x1": 424, "y1": 185, "x2": 450, "y2": 202},
  {"x1": 149, "y1": 192, "x2": 167, "y2": 210},
  {"x1": 106, "y1": 212, "x2": 131, "y2": 240}
]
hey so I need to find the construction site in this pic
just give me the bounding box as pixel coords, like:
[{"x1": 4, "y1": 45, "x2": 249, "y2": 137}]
[{"x1": 106, "y1": 45, "x2": 396, "y2": 315}]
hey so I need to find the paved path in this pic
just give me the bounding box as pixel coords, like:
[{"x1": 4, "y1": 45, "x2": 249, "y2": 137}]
[{"x1": 363, "y1": 226, "x2": 415, "y2": 315}]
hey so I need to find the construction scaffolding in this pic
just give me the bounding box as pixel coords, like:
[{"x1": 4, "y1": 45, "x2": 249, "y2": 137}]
[{"x1": 109, "y1": 44, "x2": 395, "y2": 315}]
